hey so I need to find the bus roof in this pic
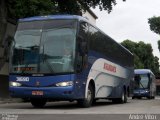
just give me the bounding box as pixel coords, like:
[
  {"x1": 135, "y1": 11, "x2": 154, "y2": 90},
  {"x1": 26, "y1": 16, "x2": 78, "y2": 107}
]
[
  {"x1": 19, "y1": 15, "x2": 88, "y2": 22},
  {"x1": 134, "y1": 69, "x2": 154, "y2": 75}
]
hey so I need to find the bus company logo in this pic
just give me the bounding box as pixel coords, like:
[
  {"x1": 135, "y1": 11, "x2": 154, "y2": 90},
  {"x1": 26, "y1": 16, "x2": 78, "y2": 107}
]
[
  {"x1": 16, "y1": 77, "x2": 29, "y2": 82},
  {"x1": 104, "y1": 63, "x2": 116, "y2": 73}
]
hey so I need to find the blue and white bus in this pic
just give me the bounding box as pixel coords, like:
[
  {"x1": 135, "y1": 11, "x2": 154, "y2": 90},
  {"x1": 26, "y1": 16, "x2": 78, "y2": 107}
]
[
  {"x1": 132, "y1": 69, "x2": 156, "y2": 99},
  {"x1": 9, "y1": 15, "x2": 134, "y2": 108}
]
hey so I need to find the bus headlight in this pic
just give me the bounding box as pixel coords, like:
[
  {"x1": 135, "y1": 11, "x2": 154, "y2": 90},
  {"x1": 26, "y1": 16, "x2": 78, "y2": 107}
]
[
  {"x1": 145, "y1": 90, "x2": 149, "y2": 93},
  {"x1": 9, "y1": 82, "x2": 22, "y2": 87},
  {"x1": 56, "y1": 81, "x2": 73, "y2": 87}
]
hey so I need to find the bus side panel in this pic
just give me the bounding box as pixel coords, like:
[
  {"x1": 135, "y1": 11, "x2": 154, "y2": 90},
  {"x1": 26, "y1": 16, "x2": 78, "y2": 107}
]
[
  {"x1": 151, "y1": 75, "x2": 156, "y2": 97},
  {"x1": 88, "y1": 58, "x2": 132, "y2": 99},
  {"x1": 75, "y1": 70, "x2": 90, "y2": 99}
]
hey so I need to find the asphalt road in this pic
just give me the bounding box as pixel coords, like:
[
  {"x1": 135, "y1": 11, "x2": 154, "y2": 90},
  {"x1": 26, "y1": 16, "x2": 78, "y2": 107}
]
[{"x1": 0, "y1": 97, "x2": 160, "y2": 120}]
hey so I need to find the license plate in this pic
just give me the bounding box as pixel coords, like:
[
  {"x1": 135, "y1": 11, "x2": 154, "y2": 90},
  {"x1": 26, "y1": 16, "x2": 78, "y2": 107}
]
[{"x1": 32, "y1": 91, "x2": 43, "y2": 96}]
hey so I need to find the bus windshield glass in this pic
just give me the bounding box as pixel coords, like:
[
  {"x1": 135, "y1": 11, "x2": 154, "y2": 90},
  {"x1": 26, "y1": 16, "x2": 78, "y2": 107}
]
[
  {"x1": 10, "y1": 19, "x2": 77, "y2": 74},
  {"x1": 134, "y1": 74, "x2": 149, "y2": 89}
]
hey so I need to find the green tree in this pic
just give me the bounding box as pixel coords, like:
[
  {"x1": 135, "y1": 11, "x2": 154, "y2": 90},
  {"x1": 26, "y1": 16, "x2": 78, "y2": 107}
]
[
  {"x1": 153, "y1": 56, "x2": 160, "y2": 74},
  {"x1": 121, "y1": 40, "x2": 144, "y2": 68},
  {"x1": 55, "y1": 0, "x2": 126, "y2": 14},
  {"x1": 7, "y1": 0, "x2": 57, "y2": 19},
  {"x1": 7, "y1": 0, "x2": 126, "y2": 19},
  {"x1": 158, "y1": 40, "x2": 160, "y2": 52},
  {"x1": 53, "y1": 0, "x2": 82, "y2": 15},
  {"x1": 148, "y1": 16, "x2": 160, "y2": 52},
  {"x1": 121, "y1": 40, "x2": 159, "y2": 74},
  {"x1": 148, "y1": 16, "x2": 160, "y2": 35}
]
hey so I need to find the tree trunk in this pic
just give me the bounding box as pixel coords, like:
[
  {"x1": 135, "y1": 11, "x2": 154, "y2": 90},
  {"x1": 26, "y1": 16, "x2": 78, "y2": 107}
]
[
  {"x1": 0, "y1": 0, "x2": 7, "y2": 70},
  {"x1": 0, "y1": 0, "x2": 7, "y2": 46}
]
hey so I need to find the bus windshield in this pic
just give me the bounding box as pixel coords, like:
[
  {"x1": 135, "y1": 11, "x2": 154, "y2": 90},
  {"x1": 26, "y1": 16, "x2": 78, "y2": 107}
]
[
  {"x1": 134, "y1": 74, "x2": 149, "y2": 89},
  {"x1": 10, "y1": 20, "x2": 77, "y2": 74}
]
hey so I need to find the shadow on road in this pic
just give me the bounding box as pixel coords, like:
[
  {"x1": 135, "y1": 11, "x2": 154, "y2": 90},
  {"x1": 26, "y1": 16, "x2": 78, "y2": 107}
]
[
  {"x1": 0, "y1": 99, "x2": 132, "y2": 110},
  {"x1": 42, "y1": 100, "x2": 131, "y2": 109}
]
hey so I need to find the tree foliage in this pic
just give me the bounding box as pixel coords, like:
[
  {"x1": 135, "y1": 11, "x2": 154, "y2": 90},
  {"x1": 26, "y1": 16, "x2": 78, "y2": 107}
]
[
  {"x1": 148, "y1": 16, "x2": 160, "y2": 35},
  {"x1": 54, "y1": 0, "x2": 82, "y2": 15},
  {"x1": 72, "y1": 0, "x2": 126, "y2": 13},
  {"x1": 7, "y1": 0, "x2": 57, "y2": 19},
  {"x1": 7, "y1": 0, "x2": 126, "y2": 19},
  {"x1": 158, "y1": 40, "x2": 160, "y2": 52},
  {"x1": 148, "y1": 16, "x2": 160, "y2": 52},
  {"x1": 121, "y1": 40, "x2": 159, "y2": 74}
]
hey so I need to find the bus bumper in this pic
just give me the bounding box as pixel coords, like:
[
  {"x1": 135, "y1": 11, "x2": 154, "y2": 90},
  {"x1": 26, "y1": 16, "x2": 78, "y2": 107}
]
[
  {"x1": 133, "y1": 92, "x2": 150, "y2": 97},
  {"x1": 9, "y1": 86, "x2": 80, "y2": 100}
]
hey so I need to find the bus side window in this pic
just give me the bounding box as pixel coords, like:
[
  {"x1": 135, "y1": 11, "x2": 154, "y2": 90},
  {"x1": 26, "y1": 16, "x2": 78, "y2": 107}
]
[
  {"x1": 77, "y1": 22, "x2": 88, "y2": 72},
  {"x1": 76, "y1": 53, "x2": 83, "y2": 72},
  {"x1": 79, "y1": 22, "x2": 88, "y2": 54},
  {"x1": 148, "y1": 73, "x2": 152, "y2": 87}
]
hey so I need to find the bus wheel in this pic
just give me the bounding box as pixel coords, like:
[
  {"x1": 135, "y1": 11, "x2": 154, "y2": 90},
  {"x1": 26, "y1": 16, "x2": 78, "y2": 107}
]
[
  {"x1": 31, "y1": 99, "x2": 47, "y2": 108},
  {"x1": 122, "y1": 90, "x2": 127, "y2": 103},
  {"x1": 112, "y1": 89, "x2": 127, "y2": 104},
  {"x1": 77, "y1": 84, "x2": 94, "y2": 108},
  {"x1": 147, "y1": 96, "x2": 151, "y2": 99},
  {"x1": 138, "y1": 97, "x2": 142, "y2": 99}
]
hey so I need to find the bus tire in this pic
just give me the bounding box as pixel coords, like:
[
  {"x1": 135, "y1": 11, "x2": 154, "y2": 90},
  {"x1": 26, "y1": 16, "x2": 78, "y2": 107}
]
[
  {"x1": 122, "y1": 90, "x2": 127, "y2": 103},
  {"x1": 112, "y1": 89, "x2": 127, "y2": 104},
  {"x1": 31, "y1": 99, "x2": 47, "y2": 108},
  {"x1": 147, "y1": 96, "x2": 151, "y2": 99},
  {"x1": 77, "y1": 84, "x2": 94, "y2": 108},
  {"x1": 92, "y1": 99, "x2": 97, "y2": 105}
]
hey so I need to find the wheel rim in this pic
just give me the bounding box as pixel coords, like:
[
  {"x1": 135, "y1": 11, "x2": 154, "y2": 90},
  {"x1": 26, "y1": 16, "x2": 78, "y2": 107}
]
[
  {"x1": 87, "y1": 89, "x2": 92, "y2": 102},
  {"x1": 122, "y1": 92, "x2": 125, "y2": 102}
]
